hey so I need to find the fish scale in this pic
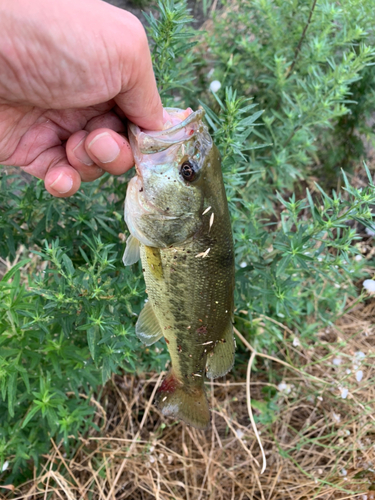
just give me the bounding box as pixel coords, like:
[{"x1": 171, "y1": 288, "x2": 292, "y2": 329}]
[{"x1": 124, "y1": 108, "x2": 235, "y2": 429}]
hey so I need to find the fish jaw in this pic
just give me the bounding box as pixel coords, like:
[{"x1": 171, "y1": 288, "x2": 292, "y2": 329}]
[{"x1": 129, "y1": 108, "x2": 205, "y2": 157}]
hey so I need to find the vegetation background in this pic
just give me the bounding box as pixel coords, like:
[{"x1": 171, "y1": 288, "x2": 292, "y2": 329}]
[{"x1": 1, "y1": 0, "x2": 375, "y2": 498}]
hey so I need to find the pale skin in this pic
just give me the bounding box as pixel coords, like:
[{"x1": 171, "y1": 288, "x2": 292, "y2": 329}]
[{"x1": 0, "y1": 0, "x2": 164, "y2": 197}]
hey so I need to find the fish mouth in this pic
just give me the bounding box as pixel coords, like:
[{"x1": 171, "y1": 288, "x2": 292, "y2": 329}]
[{"x1": 129, "y1": 108, "x2": 206, "y2": 156}]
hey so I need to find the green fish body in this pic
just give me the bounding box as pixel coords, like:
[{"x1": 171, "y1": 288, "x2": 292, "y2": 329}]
[{"x1": 124, "y1": 108, "x2": 235, "y2": 429}]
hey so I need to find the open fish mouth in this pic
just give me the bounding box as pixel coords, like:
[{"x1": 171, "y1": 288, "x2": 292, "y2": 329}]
[{"x1": 129, "y1": 108, "x2": 206, "y2": 156}]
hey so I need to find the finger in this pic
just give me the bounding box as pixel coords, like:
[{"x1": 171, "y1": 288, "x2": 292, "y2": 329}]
[
  {"x1": 85, "y1": 111, "x2": 126, "y2": 133},
  {"x1": 66, "y1": 130, "x2": 104, "y2": 182},
  {"x1": 114, "y1": 15, "x2": 163, "y2": 131},
  {"x1": 84, "y1": 128, "x2": 134, "y2": 175},
  {"x1": 20, "y1": 145, "x2": 81, "y2": 197},
  {"x1": 45, "y1": 164, "x2": 81, "y2": 197}
]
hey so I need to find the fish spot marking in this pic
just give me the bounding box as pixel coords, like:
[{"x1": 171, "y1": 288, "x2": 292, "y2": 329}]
[{"x1": 196, "y1": 325, "x2": 208, "y2": 335}]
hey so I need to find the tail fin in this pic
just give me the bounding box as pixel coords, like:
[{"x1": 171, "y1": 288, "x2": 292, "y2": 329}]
[{"x1": 156, "y1": 371, "x2": 210, "y2": 430}]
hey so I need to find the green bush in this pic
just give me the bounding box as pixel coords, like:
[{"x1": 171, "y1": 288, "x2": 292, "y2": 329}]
[
  {"x1": 203, "y1": 0, "x2": 375, "y2": 191},
  {"x1": 0, "y1": 174, "x2": 170, "y2": 481},
  {"x1": 1, "y1": 0, "x2": 375, "y2": 483}
]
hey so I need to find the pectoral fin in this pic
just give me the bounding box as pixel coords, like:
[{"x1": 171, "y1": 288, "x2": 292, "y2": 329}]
[
  {"x1": 136, "y1": 301, "x2": 163, "y2": 346},
  {"x1": 206, "y1": 323, "x2": 235, "y2": 379},
  {"x1": 123, "y1": 235, "x2": 140, "y2": 266}
]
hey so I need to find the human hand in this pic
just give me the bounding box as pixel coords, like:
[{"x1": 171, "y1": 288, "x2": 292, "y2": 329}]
[{"x1": 0, "y1": 0, "x2": 163, "y2": 197}]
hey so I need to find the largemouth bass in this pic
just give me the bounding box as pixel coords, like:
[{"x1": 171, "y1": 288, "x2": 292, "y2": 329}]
[{"x1": 123, "y1": 107, "x2": 235, "y2": 429}]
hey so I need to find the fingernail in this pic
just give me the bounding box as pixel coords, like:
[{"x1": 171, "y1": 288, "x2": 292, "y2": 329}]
[
  {"x1": 50, "y1": 172, "x2": 73, "y2": 194},
  {"x1": 88, "y1": 133, "x2": 120, "y2": 164},
  {"x1": 73, "y1": 137, "x2": 94, "y2": 166}
]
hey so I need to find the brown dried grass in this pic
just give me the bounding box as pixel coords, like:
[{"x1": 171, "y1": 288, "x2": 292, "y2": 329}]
[{"x1": 2, "y1": 297, "x2": 375, "y2": 500}]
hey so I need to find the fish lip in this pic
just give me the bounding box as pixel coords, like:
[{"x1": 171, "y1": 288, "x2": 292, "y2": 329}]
[
  {"x1": 129, "y1": 108, "x2": 206, "y2": 155},
  {"x1": 142, "y1": 108, "x2": 204, "y2": 138}
]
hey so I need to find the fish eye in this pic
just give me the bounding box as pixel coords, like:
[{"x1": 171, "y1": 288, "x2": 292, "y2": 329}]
[{"x1": 180, "y1": 160, "x2": 196, "y2": 182}]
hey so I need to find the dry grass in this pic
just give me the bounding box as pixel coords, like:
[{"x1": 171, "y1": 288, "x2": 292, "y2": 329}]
[{"x1": 2, "y1": 297, "x2": 375, "y2": 500}]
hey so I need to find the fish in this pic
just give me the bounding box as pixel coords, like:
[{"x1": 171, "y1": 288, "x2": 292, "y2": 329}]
[{"x1": 123, "y1": 107, "x2": 235, "y2": 429}]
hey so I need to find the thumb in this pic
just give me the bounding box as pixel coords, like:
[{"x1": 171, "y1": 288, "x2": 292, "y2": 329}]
[{"x1": 114, "y1": 16, "x2": 163, "y2": 131}]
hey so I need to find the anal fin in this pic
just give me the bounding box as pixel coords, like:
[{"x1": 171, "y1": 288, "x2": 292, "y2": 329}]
[
  {"x1": 123, "y1": 235, "x2": 140, "y2": 266},
  {"x1": 206, "y1": 323, "x2": 235, "y2": 379},
  {"x1": 136, "y1": 301, "x2": 163, "y2": 346}
]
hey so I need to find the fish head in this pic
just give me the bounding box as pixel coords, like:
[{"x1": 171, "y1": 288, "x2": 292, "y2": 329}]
[{"x1": 125, "y1": 108, "x2": 213, "y2": 247}]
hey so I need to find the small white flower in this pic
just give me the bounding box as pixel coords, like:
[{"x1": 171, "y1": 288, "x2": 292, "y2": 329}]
[
  {"x1": 278, "y1": 381, "x2": 291, "y2": 394},
  {"x1": 332, "y1": 412, "x2": 341, "y2": 423},
  {"x1": 334, "y1": 283, "x2": 340, "y2": 288},
  {"x1": 149, "y1": 455, "x2": 155, "y2": 464},
  {"x1": 355, "y1": 255, "x2": 362, "y2": 262},
  {"x1": 340, "y1": 387, "x2": 349, "y2": 399},
  {"x1": 356, "y1": 370, "x2": 363, "y2": 382},
  {"x1": 1, "y1": 461, "x2": 9, "y2": 472},
  {"x1": 209, "y1": 80, "x2": 221, "y2": 93},
  {"x1": 355, "y1": 351, "x2": 366, "y2": 361},
  {"x1": 239, "y1": 261, "x2": 247, "y2": 268},
  {"x1": 332, "y1": 357, "x2": 342, "y2": 366},
  {"x1": 346, "y1": 369, "x2": 352, "y2": 375},
  {"x1": 363, "y1": 279, "x2": 375, "y2": 293},
  {"x1": 236, "y1": 429, "x2": 245, "y2": 439},
  {"x1": 292, "y1": 337, "x2": 300, "y2": 347},
  {"x1": 341, "y1": 468, "x2": 347, "y2": 476}
]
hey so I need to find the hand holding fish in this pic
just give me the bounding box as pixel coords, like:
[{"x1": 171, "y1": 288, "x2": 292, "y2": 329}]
[{"x1": 0, "y1": 0, "x2": 162, "y2": 196}]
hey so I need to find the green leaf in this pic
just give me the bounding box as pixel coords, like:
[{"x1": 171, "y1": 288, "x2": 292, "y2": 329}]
[
  {"x1": 87, "y1": 326, "x2": 99, "y2": 361},
  {"x1": 277, "y1": 255, "x2": 292, "y2": 276},
  {"x1": 1, "y1": 259, "x2": 31, "y2": 283},
  {"x1": 102, "y1": 356, "x2": 112, "y2": 384},
  {"x1": 21, "y1": 405, "x2": 41, "y2": 429},
  {"x1": 7, "y1": 372, "x2": 17, "y2": 417},
  {"x1": 62, "y1": 254, "x2": 75, "y2": 276}
]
